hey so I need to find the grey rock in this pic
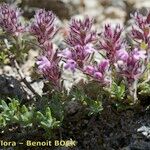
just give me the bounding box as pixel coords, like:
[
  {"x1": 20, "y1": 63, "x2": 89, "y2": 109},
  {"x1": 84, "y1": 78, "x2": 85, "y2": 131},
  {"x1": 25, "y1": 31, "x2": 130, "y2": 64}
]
[
  {"x1": 130, "y1": 140, "x2": 150, "y2": 150},
  {"x1": 21, "y1": 0, "x2": 72, "y2": 19},
  {"x1": 137, "y1": 126, "x2": 150, "y2": 138},
  {"x1": 0, "y1": 74, "x2": 27, "y2": 100}
]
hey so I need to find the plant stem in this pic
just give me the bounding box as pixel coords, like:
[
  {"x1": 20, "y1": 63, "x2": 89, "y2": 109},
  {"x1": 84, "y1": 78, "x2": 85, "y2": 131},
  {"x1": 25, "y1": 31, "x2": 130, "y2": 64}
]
[
  {"x1": 129, "y1": 79, "x2": 138, "y2": 104},
  {"x1": 13, "y1": 59, "x2": 42, "y2": 100}
]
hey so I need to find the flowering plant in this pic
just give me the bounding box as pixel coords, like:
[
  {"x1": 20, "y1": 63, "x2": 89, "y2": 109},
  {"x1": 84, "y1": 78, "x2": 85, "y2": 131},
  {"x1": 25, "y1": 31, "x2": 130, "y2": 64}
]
[
  {"x1": 60, "y1": 17, "x2": 96, "y2": 72},
  {"x1": 0, "y1": 3, "x2": 24, "y2": 36},
  {"x1": 0, "y1": 2, "x2": 150, "y2": 140},
  {"x1": 0, "y1": 2, "x2": 149, "y2": 103}
]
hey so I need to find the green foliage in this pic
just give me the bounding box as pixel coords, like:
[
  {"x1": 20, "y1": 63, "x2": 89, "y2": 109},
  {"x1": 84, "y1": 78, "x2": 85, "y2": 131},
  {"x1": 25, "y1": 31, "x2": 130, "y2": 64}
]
[
  {"x1": 85, "y1": 99, "x2": 103, "y2": 115},
  {"x1": 138, "y1": 82, "x2": 150, "y2": 96},
  {"x1": 138, "y1": 82, "x2": 150, "y2": 109},
  {"x1": 70, "y1": 85, "x2": 103, "y2": 115},
  {"x1": 0, "y1": 99, "x2": 20, "y2": 125},
  {"x1": 107, "y1": 81, "x2": 131, "y2": 110},
  {"x1": 110, "y1": 82, "x2": 125, "y2": 101},
  {"x1": 0, "y1": 31, "x2": 32, "y2": 64},
  {"x1": 0, "y1": 51, "x2": 8, "y2": 64},
  {"x1": 50, "y1": 93, "x2": 65, "y2": 122},
  {"x1": 0, "y1": 98, "x2": 61, "y2": 135},
  {"x1": 20, "y1": 105, "x2": 34, "y2": 127},
  {"x1": 36, "y1": 107, "x2": 60, "y2": 135}
]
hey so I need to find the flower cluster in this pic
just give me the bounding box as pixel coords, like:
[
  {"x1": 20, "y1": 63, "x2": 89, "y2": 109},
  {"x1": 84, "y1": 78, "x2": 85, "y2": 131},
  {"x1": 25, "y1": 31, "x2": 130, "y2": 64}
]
[
  {"x1": 85, "y1": 59, "x2": 110, "y2": 84},
  {"x1": 131, "y1": 11, "x2": 150, "y2": 83},
  {"x1": 37, "y1": 42, "x2": 61, "y2": 87},
  {"x1": 99, "y1": 24, "x2": 124, "y2": 64},
  {"x1": 66, "y1": 17, "x2": 96, "y2": 47},
  {"x1": 29, "y1": 9, "x2": 57, "y2": 44},
  {"x1": 131, "y1": 11, "x2": 150, "y2": 48},
  {"x1": 61, "y1": 17, "x2": 96, "y2": 72},
  {"x1": 1, "y1": 2, "x2": 150, "y2": 102},
  {"x1": 30, "y1": 10, "x2": 61, "y2": 88},
  {"x1": 114, "y1": 48, "x2": 146, "y2": 102},
  {"x1": 115, "y1": 48, "x2": 146, "y2": 81},
  {"x1": 0, "y1": 3, "x2": 24, "y2": 36},
  {"x1": 60, "y1": 43, "x2": 95, "y2": 72}
]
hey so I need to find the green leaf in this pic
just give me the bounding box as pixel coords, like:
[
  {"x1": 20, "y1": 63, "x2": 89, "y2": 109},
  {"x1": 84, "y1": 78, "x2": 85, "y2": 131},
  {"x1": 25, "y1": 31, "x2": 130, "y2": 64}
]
[
  {"x1": 88, "y1": 100, "x2": 103, "y2": 115},
  {"x1": 0, "y1": 100, "x2": 9, "y2": 110},
  {"x1": 111, "y1": 82, "x2": 125, "y2": 100},
  {"x1": 45, "y1": 107, "x2": 52, "y2": 119},
  {"x1": 21, "y1": 105, "x2": 28, "y2": 113},
  {"x1": 36, "y1": 111, "x2": 45, "y2": 120},
  {"x1": 40, "y1": 121, "x2": 49, "y2": 129},
  {"x1": 0, "y1": 115, "x2": 6, "y2": 127},
  {"x1": 9, "y1": 100, "x2": 20, "y2": 111}
]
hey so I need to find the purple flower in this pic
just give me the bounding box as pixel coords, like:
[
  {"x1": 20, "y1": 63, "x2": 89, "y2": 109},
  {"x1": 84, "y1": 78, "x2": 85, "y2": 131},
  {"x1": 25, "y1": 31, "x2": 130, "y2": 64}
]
[
  {"x1": 116, "y1": 48, "x2": 146, "y2": 102},
  {"x1": 116, "y1": 49, "x2": 128, "y2": 61},
  {"x1": 41, "y1": 41, "x2": 55, "y2": 59},
  {"x1": 37, "y1": 54, "x2": 61, "y2": 87},
  {"x1": 94, "y1": 72, "x2": 103, "y2": 80},
  {"x1": 64, "y1": 59, "x2": 77, "y2": 73},
  {"x1": 0, "y1": 3, "x2": 24, "y2": 36},
  {"x1": 61, "y1": 17, "x2": 96, "y2": 73},
  {"x1": 131, "y1": 11, "x2": 150, "y2": 30},
  {"x1": 85, "y1": 59, "x2": 110, "y2": 84},
  {"x1": 131, "y1": 11, "x2": 150, "y2": 48},
  {"x1": 29, "y1": 9, "x2": 57, "y2": 44},
  {"x1": 66, "y1": 17, "x2": 96, "y2": 47},
  {"x1": 73, "y1": 44, "x2": 94, "y2": 63},
  {"x1": 132, "y1": 48, "x2": 146, "y2": 60},
  {"x1": 84, "y1": 43, "x2": 96, "y2": 54},
  {"x1": 97, "y1": 59, "x2": 109, "y2": 74},
  {"x1": 60, "y1": 43, "x2": 95, "y2": 71},
  {"x1": 58, "y1": 48, "x2": 72, "y2": 59},
  {"x1": 36, "y1": 41, "x2": 61, "y2": 87},
  {"x1": 99, "y1": 24, "x2": 124, "y2": 64},
  {"x1": 36, "y1": 56, "x2": 51, "y2": 72},
  {"x1": 60, "y1": 45, "x2": 92, "y2": 72},
  {"x1": 85, "y1": 65, "x2": 95, "y2": 75},
  {"x1": 116, "y1": 48, "x2": 146, "y2": 80}
]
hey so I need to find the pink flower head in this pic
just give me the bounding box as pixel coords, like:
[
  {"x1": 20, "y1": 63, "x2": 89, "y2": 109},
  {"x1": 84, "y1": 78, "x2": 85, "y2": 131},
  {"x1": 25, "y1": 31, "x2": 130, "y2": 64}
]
[
  {"x1": 62, "y1": 17, "x2": 96, "y2": 73},
  {"x1": 60, "y1": 43, "x2": 95, "y2": 72},
  {"x1": 37, "y1": 54, "x2": 61, "y2": 86},
  {"x1": 29, "y1": 9, "x2": 57, "y2": 44},
  {"x1": 116, "y1": 49, "x2": 128, "y2": 61},
  {"x1": 66, "y1": 17, "x2": 96, "y2": 47},
  {"x1": 131, "y1": 11, "x2": 150, "y2": 48},
  {"x1": 0, "y1": 3, "x2": 24, "y2": 36},
  {"x1": 131, "y1": 48, "x2": 146, "y2": 60},
  {"x1": 84, "y1": 43, "x2": 96, "y2": 54},
  {"x1": 36, "y1": 41, "x2": 61, "y2": 87},
  {"x1": 64, "y1": 59, "x2": 77, "y2": 73},
  {"x1": 74, "y1": 44, "x2": 94, "y2": 62},
  {"x1": 131, "y1": 11, "x2": 150, "y2": 30},
  {"x1": 36, "y1": 56, "x2": 51, "y2": 72},
  {"x1": 94, "y1": 72, "x2": 103, "y2": 80},
  {"x1": 97, "y1": 59, "x2": 110, "y2": 74},
  {"x1": 85, "y1": 65, "x2": 95, "y2": 75},
  {"x1": 58, "y1": 48, "x2": 72, "y2": 59},
  {"x1": 85, "y1": 59, "x2": 110, "y2": 84},
  {"x1": 116, "y1": 48, "x2": 146, "y2": 80},
  {"x1": 99, "y1": 24, "x2": 124, "y2": 63},
  {"x1": 41, "y1": 41, "x2": 56, "y2": 60}
]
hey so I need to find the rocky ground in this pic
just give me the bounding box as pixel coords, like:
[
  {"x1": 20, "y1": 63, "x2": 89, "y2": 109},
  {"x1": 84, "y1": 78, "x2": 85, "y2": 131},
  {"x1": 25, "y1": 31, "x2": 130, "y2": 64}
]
[{"x1": 61, "y1": 103, "x2": 150, "y2": 150}]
